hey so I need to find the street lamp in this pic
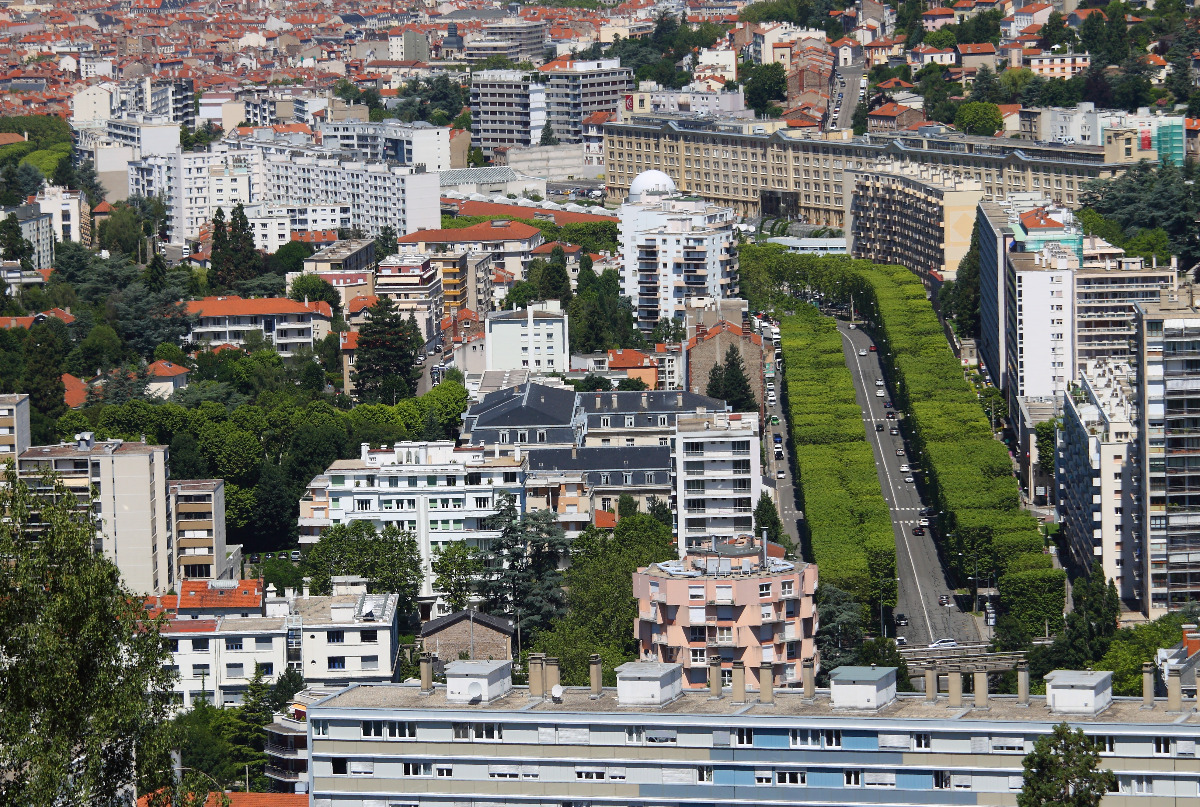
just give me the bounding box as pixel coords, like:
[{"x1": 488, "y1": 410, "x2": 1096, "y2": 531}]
[{"x1": 958, "y1": 550, "x2": 981, "y2": 612}]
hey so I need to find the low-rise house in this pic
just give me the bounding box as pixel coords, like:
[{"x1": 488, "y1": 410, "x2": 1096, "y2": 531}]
[{"x1": 184, "y1": 295, "x2": 333, "y2": 357}]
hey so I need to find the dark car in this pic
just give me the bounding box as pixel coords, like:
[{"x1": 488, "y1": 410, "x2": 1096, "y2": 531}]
[
  {"x1": 773, "y1": 433, "x2": 783, "y2": 444},
  {"x1": 920, "y1": 507, "x2": 936, "y2": 516},
  {"x1": 884, "y1": 401, "x2": 893, "y2": 408},
  {"x1": 249, "y1": 553, "x2": 261, "y2": 564},
  {"x1": 886, "y1": 411, "x2": 896, "y2": 419},
  {"x1": 876, "y1": 424, "x2": 884, "y2": 432},
  {"x1": 912, "y1": 526, "x2": 925, "y2": 536},
  {"x1": 894, "y1": 613, "x2": 909, "y2": 626},
  {"x1": 939, "y1": 594, "x2": 951, "y2": 606},
  {"x1": 869, "y1": 345, "x2": 877, "y2": 352}
]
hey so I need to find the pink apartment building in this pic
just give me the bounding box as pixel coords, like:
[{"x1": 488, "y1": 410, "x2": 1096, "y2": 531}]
[{"x1": 633, "y1": 536, "x2": 819, "y2": 692}]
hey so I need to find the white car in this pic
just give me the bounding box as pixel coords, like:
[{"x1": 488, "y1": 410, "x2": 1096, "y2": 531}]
[
  {"x1": 899, "y1": 464, "x2": 910, "y2": 472},
  {"x1": 904, "y1": 476, "x2": 915, "y2": 483},
  {"x1": 848, "y1": 323, "x2": 856, "y2": 329},
  {"x1": 875, "y1": 379, "x2": 884, "y2": 387},
  {"x1": 858, "y1": 348, "x2": 868, "y2": 356},
  {"x1": 875, "y1": 389, "x2": 885, "y2": 397},
  {"x1": 929, "y1": 638, "x2": 957, "y2": 649},
  {"x1": 776, "y1": 469, "x2": 786, "y2": 479},
  {"x1": 919, "y1": 517, "x2": 930, "y2": 527}
]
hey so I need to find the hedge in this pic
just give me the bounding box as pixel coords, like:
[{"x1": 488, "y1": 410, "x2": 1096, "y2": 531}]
[
  {"x1": 779, "y1": 306, "x2": 897, "y2": 613},
  {"x1": 742, "y1": 246, "x2": 1062, "y2": 633}
]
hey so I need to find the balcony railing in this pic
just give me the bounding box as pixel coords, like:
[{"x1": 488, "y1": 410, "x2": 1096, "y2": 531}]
[{"x1": 265, "y1": 765, "x2": 304, "y2": 781}]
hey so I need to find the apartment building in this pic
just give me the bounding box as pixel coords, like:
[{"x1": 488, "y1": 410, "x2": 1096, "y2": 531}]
[
  {"x1": 304, "y1": 240, "x2": 377, "y2": 275},
  {"x1": 1005, "y1": 245, "x2": 1075, "y2": 404},
  {"x1": 603, "y1": 115, "x2": 1150, "y2": 221},
  {"x1": 34, "y1": 185, "x2": 89, "y2": 245},
  {"x1": 160, "y1": 576, "x2": 400, "y2": 708},
  {"x1": 172, "y1": 478, "x2": 237, "y2": 582},
  {"x1": 18, "y1": 432, "x2": 172, "y2": 594},
  {"x1": 624, "y1": 82, "x2": 750, "y2": 119},
  {"x1": 263, "y1": 153, "x2": 441, "y2": 237},
  {"x1": 539, "y1": 58, "x2": 633, "y2": 144},
  {"x1": 432, "y1": 251, "x2": 493, "y2": 315},
  {"x1": 1027, "y1": 50, "x2": 1092, "y2": 78},
  {"x1": 108, "y1": 77, "x2": 195, "y2": 127},
  {"x1": 0, "y1": 204, "x2": 54, "y2": 270},
  {"x1": 375, "y1": 255, "x2": 445, "y2": 344},
  {"x1": 1075, "y1": 250, "x2": 1177, "y2": 368},
  {"x1": 524, "y1": 445, "x2": 673, "y2": 534},
  {"x1": 104, "y1": 114, "x2": 181, "y2": 157},
  {"x1": 297, "y1": 442, "x2": 525, "y2": 617},
  {"x1": 1058, "y1": 360, "x2": 1140, "y2": 605},
  {"x1": 302, "y1": 658, "x2": 1200, "y2": 807},
  {"x1": 469, "y1": 70, "x2": 547, "y2": 157},
  {"x1": 619, "y1": 171, "x2": 737, "y2": 332},
  {"x1": 0, "y1": 393, "x2": 30, "y2": 460},
  {"x1": 684, "y1": 321, "x2": 765, "y2": 406},
  {"x1": 675, "y1": 410, "x2": 762, "y2": 548},
  {"x1": 184, "y1": 295, "x2": 333, "y2": 357},
  {"x1": 848, "y1": 161, "x2": 983, "y2": 282},
  {"x1": 580, "y1": 389, "x2": 731, "y2": 449},
  {"x1": 396, "y1": 219, "x2": 545, "y2": 279},
  {"x1": 264, "y1": 686, "x2": 340, "y2": 790},
  {"x1": 316, "y1": 120, "x2": 450, "y2": 171},
  {"x1": 467, "y1": 18, "x2": 548, "y2": 64},
  {"x1": 128, "y1": 146, "x2": 253, "y2": 244},
  {"x1": 483, "y1": 302, "x2": 569, "y2": 373},
  {"x1": 633, "y1": 537, "x2": 818, "y2": 690},
  {"x1": 1134, "y1": 286, "x2": 1200, "y2": 616}
]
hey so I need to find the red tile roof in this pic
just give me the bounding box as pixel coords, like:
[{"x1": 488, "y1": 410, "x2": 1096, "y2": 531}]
[
  {"x1": 147, "y1": 360, "x2": 189, "y2": 378},
  {"x1": 595, "y1": 509, "x2": 617, "y2": 528},
  {"x1": 62, "y1": 372, "x2": 88, "y2": 408},
  {"x1": 398, "y1": 220, "x2": 542, "y2": 244},
  {"x1": 178, "y1": 579, "x2": 263, "y2": 610},
  {"x1": 607, "y1": 348, "x2": 653, "y2": 369},
  {"x1": 184, "y1": 295, "x2": 332, "y2": 319},
  {"x1": 1019, "y1": 207, "x2": 1064, "y2": 230}
]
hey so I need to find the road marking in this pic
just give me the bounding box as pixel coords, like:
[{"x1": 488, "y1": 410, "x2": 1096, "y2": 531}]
[{"x1": 840, "y1": 326, "x2": 934, "y2": 641}]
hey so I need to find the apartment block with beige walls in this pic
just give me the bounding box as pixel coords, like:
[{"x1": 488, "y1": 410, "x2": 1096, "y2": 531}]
[
  {"x1": 0, "y1": 393, "x2": 31, "y2": 462},
  {"x1": 172, "y1": 479, "x2": 240, "y2": 583},
  {"x1": 632, "y1": 536, "x2": 818, "y2": 692},
  {"x1": 848, "y1": 161, "x2": 984, "y2": 282},
  {"x1": 18, "y1": 433, "x2": 173, "y2": 594}
]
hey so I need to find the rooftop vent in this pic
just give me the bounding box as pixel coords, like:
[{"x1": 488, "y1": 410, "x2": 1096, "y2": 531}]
[
  {"x1": 1044, "y1": 670, "x2": 1112, "y2": 716},
  {"x1": 830, "y1": 665, "x2": 897, "y2": 710},
  {"x1": 446, "y1": 660, "x2": 513, "y2": 704},
  {"x1": 615, "y1": 661, "x2": 683, "y2": 706}
]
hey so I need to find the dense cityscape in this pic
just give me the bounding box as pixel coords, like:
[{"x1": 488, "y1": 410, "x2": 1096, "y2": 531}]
[{"x1": 6, "y1": 0, "x2": 1200, "y2": 802}]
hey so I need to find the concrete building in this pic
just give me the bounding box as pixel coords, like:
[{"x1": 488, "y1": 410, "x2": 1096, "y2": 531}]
[
  {"x1": 1074, "y1": 248, "x2": 1177, "y2": 369},
  {"x1": 467, "y1": 18, "x2": 548, "y2": 64},
  {"x1": 127, "y1": 146, "x2": 253, "y2": 244},
  {"x1": 603, "y1": 115, "x2": 1154, "y2": 221},
  {"x1": 172, "y1": 479, "x2": 238, "y2": 583},
  {"x1": 618, "y1": 171, "x2": 737, "y2": 333},
  {"x1": 183, "y1": 296, "x2": 333, "y2": 357},
  {"x1": 0, "y1": 204, "x2": 54, "y2": 271},
  {"x1": 0, "y1": 393, "x2": 31, "y2": 460},
  {"x1": 316, "y1": 120, "x2": 450, "y2": 171},
  {"x1": 848, "y1": 161, "x2": 984, "y2": 282},
  {"x1": 624, "y1": 82, "x2": 750, "y2": 119},
  {"x1": 298, "y1": 660, "x2": 1200, "y2": 807},
  {"x1": 303, "y1": 240, "x2": 377, "y2": 275},
  {"x1": 18, "y1": 432, "x2": 173, "y2": 594},
  {"x1": 524, "y1": 445, "x2": 673, "y2": 531},
  {"x1": 103, "y1": 115, "x2": 181, "y2": 158},
  {"x1": 675, "y1": 410, "x2": 762, "y2": 549},
  {"x1": 298, "y1": 442, "x2": 525, "y2": 618},
  {"x1": 1134, "y1": 286, "x2": 1200, "y2": 616},
  {"x1": 1005, "y1": 243, "x2": 1076, "y2": 406},
  {"x1": 539, "y1": 58, "x2": 633, "y2": 145},
  {"x1": 1058, "y1": 360, "x2": 1140, "y2": 605},
  {"x1": 684, "y1": 320, "x2": 765, "y2": 406},
  {"x1": 396, "y1": 219, "x2": 545, "y2": 280},
  {"x1": 633, "y1": 537, "x2": 818, "y2": 690},
  {"x1": 1027, "y1": 50, "x2": 1092, "y2": 78},
  {"x1": 375, "y1": 255, "x2": 445, "y2": 344},
  {"x1": 469, "y1": 70, "x2": 547, "y2": 157},
  {"x1": 432, "y1": 252, "x2": 493, "y2": 316},
  {"x1": 483, "y1": 302, "x2": 569, "y2": 373},
  {"x1": 34, "y1": 185, "x2": 89, "y2": 245}
]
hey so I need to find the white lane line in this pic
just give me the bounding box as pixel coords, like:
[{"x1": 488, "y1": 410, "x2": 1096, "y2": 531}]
[{"x1": 840, "y1": 326, "x2": 933, "y2": 641}]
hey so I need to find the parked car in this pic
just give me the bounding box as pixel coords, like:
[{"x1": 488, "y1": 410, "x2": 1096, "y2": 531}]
[
  {"x1": 776, "y1": 469, "x2": 786, "y2": 479},
  {"x1": 895, "y1": 448, "x2": 905, "y2": 456},
  {"x1": 894, "y1": 613, "x2": 909, "y2": 626},
  {"x1": 904, "y1": 476, "x2": 914, "y2": 483},
  {"x1": 291, "y1": 550, "x2": 301, "y2": 561},
  {"x1": 895, "y1": 636, "x2": 907, "y2": 646},
  {"x1": 848, "y1": 323, "x2": 856, "y2": 330},
  {"x1": 889, "y1": 427, "x2": 899, "y2": 435},
  {"x1": 249, "y1": 553, "x2": 261, "y2": 564},
  {"x1": 900, "y1": 464, "x2": 910, "y2": 472},
  {"x1": 869, "y1": 345, "x2": 877, "y2": 352},
  {"x1": 929, "y1": 638, "x2": 957, "y2": 648},
  {"x1": 875, "y1": 379, "x2": 884, "y2": 386}
]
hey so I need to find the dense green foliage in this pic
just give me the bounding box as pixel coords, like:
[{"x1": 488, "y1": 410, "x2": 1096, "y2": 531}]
[
  {"x1": 705, "y1": 343, "x2": 757, "y2": 412},
  {"x1": 779, "y1": 305, "x2": 896, "y2": 621},
  {"x1": 744, "y1": 247, "x2": 1063, "y2": 634},
  {"x1": 576, "y1": 13, "x2": 729, "y2": 89},
  {"x1": 303, "y1": 520, "x2": 423, "y2": 604},
  {"x1": 0, "y1": 466, "x2": 175, "y2": 805},
  {"x1": 532, "y1": 513, "x2": 676, "y2": 685},
  {"x1": 352, "y1": 296, "x2": 426, "y2": 404},
  {"x1": 1018, "y1": 723, "x2": 1117, "y2": 807},
  {"x1": 568, "y1": 263, "x2": 643, "y2": 352}
]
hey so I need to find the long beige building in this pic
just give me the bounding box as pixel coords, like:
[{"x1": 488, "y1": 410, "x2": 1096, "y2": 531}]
[
  {"x1": 603, "y1": 116, "x2": 1154, "y2": 223},
  {"x1": 848, "y1": 161, "x2": 984, "y2": 282}
]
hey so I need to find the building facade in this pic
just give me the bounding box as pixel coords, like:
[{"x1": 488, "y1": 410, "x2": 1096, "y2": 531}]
[
  {"x1": 539, "y1": 58, "x2": 633, "y2": 144},
  {"x1": 0, "y1": 393, "x2": 30, "y2": 460},
  {"x1": 172, "y1": 478, "x2": 237, "y2": 582},
  {"x1": 483, "y1": 302, "x2": 569, "y2": 373},
  {"x1": 675, "y1": 410, "x2": 762, "y2": 549},
  {"x1": 184, "y1": 296, "x2": 332, "y2": 357},
  {"x1": 469, "y1": 71, "x2": 547, "y2": 157}
]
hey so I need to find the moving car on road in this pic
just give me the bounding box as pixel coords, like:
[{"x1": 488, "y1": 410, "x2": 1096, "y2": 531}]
[
  {"x1": 858, "y1": 348, "x2": 868, "y2": 356},
  {"x1": 912, "y1": 526, "x2": 925, "y2": 536},
  {"x1": 929, "y1": 638, "x2": 957, "y2": 649},
  {"x1": 904, "y1": 476, "x2": 914, "y2": 483},
  {"x1": 776, "y1": 469, "x2": 786, "y2": 479},
  {"x1": 938, "y1": 594, "x2": 951, "y2": 606},
  {"x1": 894, "y1": 613, "x2": 909, "y2": 626}
]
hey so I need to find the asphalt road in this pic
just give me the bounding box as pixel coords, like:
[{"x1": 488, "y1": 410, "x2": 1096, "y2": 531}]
[
  {"x1": 837, "y1": 321, "x2": 982, "y2": 649},
  {"x1": 760, "y1": 335, "x2": 803, "y2": 551},
  {"x1": 830, "y1": 65, "x2": 866, "y2": 130}
]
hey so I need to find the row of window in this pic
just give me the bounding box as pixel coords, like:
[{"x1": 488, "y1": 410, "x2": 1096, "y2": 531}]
[{"x1": 177, "y1": 662, "x2": 273, "y2": 678}]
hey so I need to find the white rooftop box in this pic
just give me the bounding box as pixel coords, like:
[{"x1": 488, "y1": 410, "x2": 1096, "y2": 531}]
[
  {"x1": 829, "y1": 665, "x2": 897, "y2": 710},
  {"x1": 615, "y1": 662, "x2": 683, "y2": 706},
  {"x1": 1044, "y1": 670, "x2": 1112, "y2": 716},
  {"x1": 445, "y1": 660, "x2": 513, "y2": 704}
]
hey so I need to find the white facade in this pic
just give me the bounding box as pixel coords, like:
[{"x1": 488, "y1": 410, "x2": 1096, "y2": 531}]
[
  {"x1": 619, "y1": 171, "x2": 738, "y2": 332},
  {"x1": 34, "y1": 185, "x2": 87, "y2": 244},
  {"x1": 263, "y1": 154, "x2": 440, "y2": 237},
  {"x1": 128, "y1": 146, "x2": 254, "y2": 245},
  {"x1": 71, "y1": 82, "x2": 114, "y2": 126},
  {"x1": 184, "y1": 296, "x2": 332, "y2": 357},
  {"x1": 540, "y1": 58, "x2": 633, "y2": 143},
  {"x1": 483, "y1": 301, "x2": 569, "y2": 373},
  {"x1": 470, "y1": 70, "x2": 548, "y2": 157},
  {"x1": 241, "y1": 203, "x2": 293, "y2": 253},
  {"x1": 674, "y1": 410, "x2": 762, "y2": 551},
  {"x1": 1006, "y1": 246, "x2": 1076, "y2": 400},
  {"x1": 1058, "y1": 360, "x2": 1139, "y2": 602},
  {"x1": 104, "y1": 115, "x2": 181, "y2": 157},
  {"x1": 300, "y1": 442, "x2": 525, "y2": 609},
  {"x1": 316, "y1": 120, "x2": 451, "y2": 171},
  {"x1": 166, "y1": 619, "x2": 289, "y2": 708}
]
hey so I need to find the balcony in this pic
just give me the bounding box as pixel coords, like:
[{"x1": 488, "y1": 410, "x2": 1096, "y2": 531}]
[
  {"x1": 652, "y1": 633, "x2": 670, "y2": 645},
  {"x1": 265, "y1": 765, "x2": 304, "y2": 782},
  {"x1": 266, "y1": 741, "x2": 305, "y2": 758},
  {"x1": 707, "y1": 593, "x2": 735, "y2": 606},
  {"x1": 706, "y1": 635, "x2": 737, "y2": 647}
]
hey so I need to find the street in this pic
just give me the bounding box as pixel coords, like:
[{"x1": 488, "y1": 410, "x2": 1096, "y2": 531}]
[
  {"x1": 830, "y1": 65, "x2": 866, "y2": 131},
  {"x1": 837, "y1": 321, "x2": 982, "y2": 649}
]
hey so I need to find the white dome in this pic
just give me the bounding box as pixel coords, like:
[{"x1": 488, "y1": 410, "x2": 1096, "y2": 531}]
[{"x1": 628, "y1": 169, "x2": 677, "y2": 201}]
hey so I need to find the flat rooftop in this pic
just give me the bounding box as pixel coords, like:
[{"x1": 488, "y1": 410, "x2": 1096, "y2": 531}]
[{"x1": 311, "y1": 683, "x2": 1200, "y2": 725}]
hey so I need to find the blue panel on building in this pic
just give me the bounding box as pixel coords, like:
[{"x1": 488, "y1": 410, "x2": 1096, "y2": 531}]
[
  {"x1": 842, "y1": 730, "x2": 878, "y2": 751},
  {"x1": 808, "y1": 770, "x2": 844, "y2": 789},
  {"x1": 897, "y1": 771, "x2": 933, "y2": 790},
  {"x1": 755, "y1": 729, "x2": 790, "y2": 749},
  {"x1": 713, "y1": 767, "x2": 754, "y2": 786}
]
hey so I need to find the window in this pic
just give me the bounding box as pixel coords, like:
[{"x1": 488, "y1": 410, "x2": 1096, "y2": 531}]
[
  {"x1": 362, "y1": 655, "x2": 379, "y2": 670},
  {"x1": 1154, "y1": 737, "x2": 1172, "y2": 756},
  {"x1": 454, "y1": 722, "x2": 502, "y2": 740},
  {"x1": 625, "y1": 416, "x2": 635, "y2": 427},
  {"x1": 328, "y1": 656, "x2": 346, "y2": 670},
  {"x1": 225, "y1": 638, "x2": 242, "y2": 651},
  {"x1": 327, "y1": 631, "x2": 344, "y2": 644},
  {"x1": 934, "y1": 771, "x2": 951, "y2": 790},
  {"x1": 332, "y1": 758, "x2": 347, "y2": 775},
  {"x1": 402, "y1": 762, "x2": 432, "y2": 777},
  {"x1": 192, "y1": 639, "x2": 209, "y2": 652},
  {"x1": 777, "y1": 770, "x2": 805, "y2": 785},
  {"x1": 192, "y1": 664, "x2": 209, "y2": 678},
  {"x1": 260, "y1": 662, "x2": 273, "y2": 676},
  {"x1": 363, "y1": 720, "x2": 386, "y2": 738},
  {"x1": 576, "y1": 768, "x2": 605, "y2": 780},
  {"x1": 914, "y1": 733, "x2": 931, "y2": 750},
  {"x1": 225, "y1": 663, "x2": 244, "y2": 677},
  {"x1": 601, "y1": 416, "x2": 611, "y2": 427},
  {"x1": 824, "y1": 729, "x2": 842, "y2": 748},
  {"x1": 735, "y1": 728, "x2": 754, "y2": 746},
  {"x1": 436, "y1": 765, "x2": 453, "y2": 778},
  {"x1": 781, "y1": 580, "x2": 794, "y2": 596},
  {"x1": 625, "y1": 726, "x2": 644, "y2": 745},
  {"x1": 844, "y1": 770, "x2": 862, "y2": 787},
  {"x1": 623, "y1": 472, "x2": 632, "y2": 484},
  {"x1": 759, "y1": 582, "x2": 772, "y2": 598},
  {"x1": 256, "y1": 636, "x2": 273, "y2": 649},
  {"x1": 790, "y1": 729, "x2": 818, "y2": 748},
  {"x1": 517, "y1": 431, "x2": 528, "y2": 443},
  {"x1": 690, "y1": 648, "x2": 707, "y2": 664},
  {"x1": 360, "y1": 629, "x2": 377, "y2": 643}
]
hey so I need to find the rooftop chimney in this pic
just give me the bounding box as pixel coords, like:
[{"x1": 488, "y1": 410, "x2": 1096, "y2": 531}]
[
  {"x1": 1142, "y1": 661, "x2": 1155, "y2": 709},
  {"x1": 925, "y1": 668, "x2": 937, "y2": 702},
  {"x1": 544, "y1": 657, "x2": 561, "y2": 697},
  {"x1": 419, "y1": 653, "x2": 434, "y2": 693},
  {"x1": 759, "y1": 661, "x2": 774, "y2": 705},
  {"x1": 528, "y1": 653, "x2": 545, "y2": 700},
  {"x1": 589, "y1": 654, "x2": 603, "y2": 699},
  {"x1": 948, "y1": 671, "x2": 963, "y2": 708},
  {"x1": 731, "y1": 661, "x2": 746, "y2": 704},
  {"x1": 708, "y1": 657, "x2": 722, "y2": 698},
  {"x1": 1017, "y1": 660, "x2": 1030, "y2": 706},
  {"x1": 1168, "y1": 667, "x2": 1183, "y2": 713},
  {"x1": 973, "y1": 668, "x2": 989, "y2": 710}
]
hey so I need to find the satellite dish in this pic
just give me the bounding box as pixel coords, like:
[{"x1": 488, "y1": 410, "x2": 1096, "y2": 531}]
[
  {"x1": 467, "y1": 681, "x2": 483, "y2": 700},
  {"x1": 551, "y1": 684, "x2": 564, "y2": 700}
]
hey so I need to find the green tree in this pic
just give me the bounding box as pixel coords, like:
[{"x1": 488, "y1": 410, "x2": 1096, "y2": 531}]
[
  {"x1": 260, "y1": 556, "x2": 304, "y2": 593},
  {"x1": 616, "y1": 376, "x2": 648, "y2": 391},
  {"x1": 705, "y1": 359, "x2": 726, "y2": 400},
  {"x1": 813, "y1": 583, "x2": 863, "y2": 680},
  {"x1": 753, "y1": 491, "x2": 787, "y2": 548},
  {"x1": 289, "y1": 274, "x2": 342, "y2": 317},
  {"x1": 143, "y1": 250, "x2": 167, "y2": 292},
  {"x1": 574, "y1": 372, "x2": 612, "y2": 391},
  {"x1": 432, "y1": 541, "x2": 484, "y2": 612},
  {"x1": 269, "y1": 240, "x2": 313, "y2": 275},
  {"x1": 352, "y1": 297, "x2": 424, "y2": 404},
  {"x1": 14, "y1": 161, "x2": 43, "y2": 197},
  {"x1": 270, "y1": 667, "x2": 306, "y2": 711},
  {"x1": 855, "y1": 637, "x2": 915, "y2": 691},
  {"x1": 647, "y1": 495, "x2": 672, "y2": 528},
  {"x1": 304, "y1": 521, "x2": 423, "y2": 608},
  {"x1": 1034, "y1": 418, "x2": 1059, "y2": 473},
  {"x1": 925, "y1": 28, "x2": 957, "y2": 49},
  {"x1": 1018, "y1": 723, "x2": 1116, "y2": 807},
  {"x1": 539, "y1": 121, "x2": 560, "y2": 146},
  {"x1": 0, "y1": 212, "x2": 33, "y2": 269},
  {"x1": 743, "y1": 61, "x2": 788, "y2": 116},
  {"x1": 21, "y1": 318, "x2": 67, "y2": 438},
  {"x1": 954, "y1": 101, "x2": 1003, "y2": 136},
  {"x1": 0, "y1": 465, "x2": 176, "y2": 805},
  {"x1": 718, "y1": 344, "x2": 756, "y2": 412},
  {"x1": 617, "y1": 493, "x2": 639, "y2": 518},
  {"x1": 209, "y1": 207, "x2": 230, "y2": 286},
  {"x1": 851, "y1": 100, "x2": 869, "y2": 135},
  {"x1": 373, "y1": 225, "x2": 398, "y2": 260}
]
